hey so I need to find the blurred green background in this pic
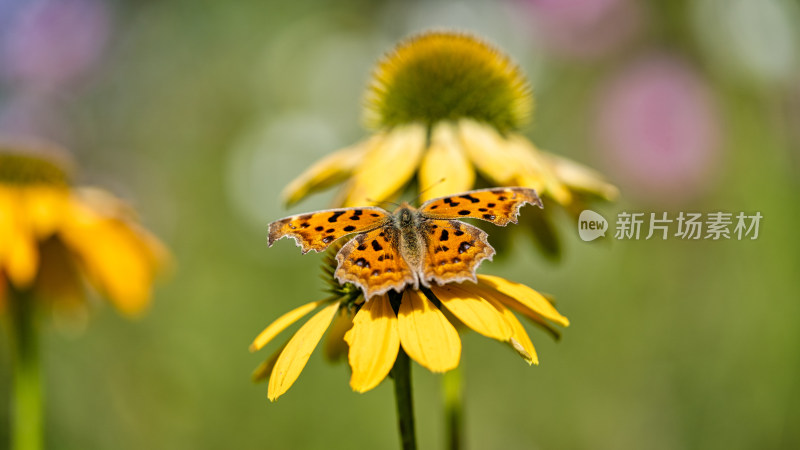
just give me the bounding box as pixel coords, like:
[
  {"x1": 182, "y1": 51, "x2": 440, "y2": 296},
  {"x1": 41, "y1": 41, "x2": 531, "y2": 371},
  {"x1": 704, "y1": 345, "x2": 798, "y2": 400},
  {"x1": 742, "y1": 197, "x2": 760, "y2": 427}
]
[{"x1": 1, "y1": 0, "x2": 799, "y2": 448}]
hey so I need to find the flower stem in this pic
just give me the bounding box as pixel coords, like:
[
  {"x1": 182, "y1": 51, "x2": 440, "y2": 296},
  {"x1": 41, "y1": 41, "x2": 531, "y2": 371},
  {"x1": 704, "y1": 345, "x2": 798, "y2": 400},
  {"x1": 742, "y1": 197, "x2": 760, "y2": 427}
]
[
  {"x1": 392, "y1": 348, "x2": 417, "y2": 450},
  {"x1": 8, "y1": 290, "x2": 43, "y2": 450},
  {"x1": 443, "y1": 365, "x2": 463, "y2": 450}
]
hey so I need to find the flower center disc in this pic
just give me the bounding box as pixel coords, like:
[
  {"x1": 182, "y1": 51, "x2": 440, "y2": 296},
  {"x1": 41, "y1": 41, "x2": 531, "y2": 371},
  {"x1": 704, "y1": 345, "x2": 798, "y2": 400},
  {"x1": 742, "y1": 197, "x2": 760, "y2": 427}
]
[
  {"x1": 0, "y1": 152, "x2": 69, "y2": 186},
  {"x1": 366, "y1": 32, "x2": 532, "y2": 133}
]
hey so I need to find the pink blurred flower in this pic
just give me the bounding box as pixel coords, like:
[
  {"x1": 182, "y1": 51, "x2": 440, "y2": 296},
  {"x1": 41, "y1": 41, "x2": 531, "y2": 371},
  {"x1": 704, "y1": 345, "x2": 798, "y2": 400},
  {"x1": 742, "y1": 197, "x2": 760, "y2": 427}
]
[
  {"x1": 595, "y1": 56, "x2": 722, "y2": 202},
  {"x1": 1, "y1": 0, "x2": 111, "y2": 89},
  {"x1": 524, "y1": 0, "x2": 642, "y2": 59}
]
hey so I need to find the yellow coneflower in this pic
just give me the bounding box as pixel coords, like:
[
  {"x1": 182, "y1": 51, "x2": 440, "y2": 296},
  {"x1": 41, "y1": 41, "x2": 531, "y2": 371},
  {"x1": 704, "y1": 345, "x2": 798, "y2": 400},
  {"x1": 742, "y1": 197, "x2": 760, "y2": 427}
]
[
  {"x1": 0, "y1": 148, "x2": 167, "y2": 316},
  {"x1": 281, "y1": 31, "x2": 617, "y2": 209},
  {"x1": 0, "y1": 143, "x2": 167, "y2": 450},
  {"x1": 251, "y1": 257, "x2": 568, "y2": 400}
]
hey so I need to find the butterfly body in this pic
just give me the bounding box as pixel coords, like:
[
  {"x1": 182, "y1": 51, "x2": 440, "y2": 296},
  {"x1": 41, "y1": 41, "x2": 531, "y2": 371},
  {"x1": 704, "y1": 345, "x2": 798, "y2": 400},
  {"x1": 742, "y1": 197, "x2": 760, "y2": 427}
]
[
  {"x1": 268, "y1": 187, "x2": 542, "y2": 299},
  {"x1": 394, "y1": 204, "x2": 424, "y2": 270}
]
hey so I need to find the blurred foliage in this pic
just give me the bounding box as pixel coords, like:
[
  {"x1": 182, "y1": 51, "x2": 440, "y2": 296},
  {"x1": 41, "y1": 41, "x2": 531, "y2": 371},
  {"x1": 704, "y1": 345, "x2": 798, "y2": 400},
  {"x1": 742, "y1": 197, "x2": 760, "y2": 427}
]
[{"x1": 1, "y1": 0, "x2": 799, "y2": 449}]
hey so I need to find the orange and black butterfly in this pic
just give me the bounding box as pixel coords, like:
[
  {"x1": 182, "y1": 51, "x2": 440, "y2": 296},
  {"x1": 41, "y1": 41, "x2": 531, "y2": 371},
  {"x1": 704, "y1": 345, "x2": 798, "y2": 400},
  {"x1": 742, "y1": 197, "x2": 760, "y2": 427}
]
[{"x1": 268, "y1": 187, "x2": 541, "y2": 299}]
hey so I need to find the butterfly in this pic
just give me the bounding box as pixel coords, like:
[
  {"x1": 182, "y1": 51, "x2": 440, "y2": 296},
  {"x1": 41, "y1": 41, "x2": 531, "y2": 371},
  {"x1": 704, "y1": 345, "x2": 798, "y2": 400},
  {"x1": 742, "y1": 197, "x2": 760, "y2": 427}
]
[{"x1": 268, "y1": 187, "x2": 542, "y2": 299}]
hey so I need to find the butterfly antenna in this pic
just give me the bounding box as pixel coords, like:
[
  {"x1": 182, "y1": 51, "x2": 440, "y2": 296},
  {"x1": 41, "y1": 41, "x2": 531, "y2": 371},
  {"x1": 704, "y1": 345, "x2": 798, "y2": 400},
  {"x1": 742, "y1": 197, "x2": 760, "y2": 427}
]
[
  {"x1": 365, "y1": 198, "x2": 400, "y2": 209},
  {"x1": 413, "y1": 178, "x2": 446, "y2": 205}
]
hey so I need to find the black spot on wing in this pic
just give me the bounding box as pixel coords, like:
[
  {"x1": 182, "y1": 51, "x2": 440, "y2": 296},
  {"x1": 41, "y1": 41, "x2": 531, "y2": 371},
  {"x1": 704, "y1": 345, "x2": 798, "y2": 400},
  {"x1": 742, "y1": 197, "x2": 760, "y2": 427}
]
[
  {"x1": 443, "y1": 198, "x2": 460, "y2": 207},
  {"x1": 458, "y1": 210, "x2": 470, "y2": 215},
  {"x1": 315, "y1": 226, "x2": 324, "y2": 231},
  {"x1": 328, "y1": 211, "x2": 346, "y2": 223},
  {"x1": 459, "y1": 194, "x2": 480, "y2": 203},
  {"x1": 371, "y1": 240, "x2": 383, "y2": 251},
  {"x1": 355, "y1": 258, "x2": 369, "y2": 268},
  {"x1": 458, "y1": 242, "x2": 472, "y2": 254},
  {"x1": 482, "y1": 214, "x2": 496, "y2": 221},
  {"x1": 322, "y1": 236, "x2": 334, "y2": 244},
  {"x1": 440, "y1": 229, "x2": 449, "y2": 241},
  {"x1": 344, "y1": 225, "x2": 356, "y2": 232}
]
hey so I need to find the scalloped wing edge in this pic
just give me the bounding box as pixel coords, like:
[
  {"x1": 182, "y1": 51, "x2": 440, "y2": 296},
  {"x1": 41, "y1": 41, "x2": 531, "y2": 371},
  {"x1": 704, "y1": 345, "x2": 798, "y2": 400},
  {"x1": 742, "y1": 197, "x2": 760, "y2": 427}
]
[
  {"x1": 267, "y1": 206, "x2": 390, "y2": 254},
  {"x1": 419, "y1": 187, "x2": 543, "y2": 226},
  {"x1": 421, "y1": 224, "x2": 496, "y2": 286}
]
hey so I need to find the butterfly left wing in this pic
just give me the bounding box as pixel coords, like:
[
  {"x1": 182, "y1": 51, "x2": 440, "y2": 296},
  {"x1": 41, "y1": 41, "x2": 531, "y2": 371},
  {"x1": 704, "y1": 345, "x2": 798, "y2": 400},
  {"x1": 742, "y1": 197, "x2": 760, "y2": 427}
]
[
  {"x1": 335, "y1": 226, "x2": 418, "y2": 299},
  {"x1": 420, "y1": 219, "x2": 495, "y2": 286},
  {"x1": 419, "y1": 187, "x2": 542, "y2": 226},
  {"x1": 268, "y1": 207, "x2": 390, "y2": 254}
]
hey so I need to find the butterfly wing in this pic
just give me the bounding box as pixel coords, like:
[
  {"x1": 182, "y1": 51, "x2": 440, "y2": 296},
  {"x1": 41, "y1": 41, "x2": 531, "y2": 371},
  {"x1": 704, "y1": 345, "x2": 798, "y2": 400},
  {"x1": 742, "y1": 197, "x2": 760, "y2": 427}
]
[
  {"x1": 420, "y1": 220, "x2": 495, "y2": 286},
  {"x1": 335, "y1": 226, "x2": 418, "y2": 299},
  {"x1": 268, "y1": 207, "x2": 390, "y2": 254},
  {"x1": 419, "y1": 187, "x2": 542, "y2": 226}
]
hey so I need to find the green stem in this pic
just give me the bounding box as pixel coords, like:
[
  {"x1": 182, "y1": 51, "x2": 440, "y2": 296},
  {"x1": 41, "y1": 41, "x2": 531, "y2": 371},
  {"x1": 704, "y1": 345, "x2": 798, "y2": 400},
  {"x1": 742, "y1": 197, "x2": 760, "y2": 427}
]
[
  {"x1": 392, "y1": 348, "x2": 417, "y2": 450},
  {"x1": 443, "y1": 366, "x2": 463, "y2": 450},
  {"x1": 8, "y1": 290, "x2": 43, "y2": 450}
]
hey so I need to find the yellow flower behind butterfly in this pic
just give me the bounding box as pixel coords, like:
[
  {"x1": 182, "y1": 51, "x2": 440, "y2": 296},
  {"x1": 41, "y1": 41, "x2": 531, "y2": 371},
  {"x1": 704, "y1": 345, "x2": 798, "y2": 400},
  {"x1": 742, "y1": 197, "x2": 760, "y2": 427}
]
[
  {"x1": 0, "y1": 146, "x2": 168, "y2": 316},
  {"x1": 282, "y1": 31, "x2": 617, "y2": 209},
  {"x1": 251, "y1": 272, "x2": 568, "y2": 400}
]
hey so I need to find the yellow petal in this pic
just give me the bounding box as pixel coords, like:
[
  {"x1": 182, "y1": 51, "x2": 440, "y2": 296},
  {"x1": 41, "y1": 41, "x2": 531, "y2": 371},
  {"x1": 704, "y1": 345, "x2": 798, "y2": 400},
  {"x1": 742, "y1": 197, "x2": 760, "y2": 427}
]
[
  {"x1": 481, "y1": 295, "x2": 538, "y2": 365},
  {"x1": 60, "y1": 201, "x2": 157, "y2": 316},
  {"x1": 457, "y1": 118, "x2": 516, "y2": 184},
  {"x1": 268, "y1": 301, "x2": 340, "y2": 401},
  {"x1": 21, "y1": 186, "x2": 68, "y2": 238},
  {"x1": 7, "y1": 231, "x2": 38, "y2": 288},
  {"x1": 506, "y1": 137, "x2": 572, "y2": 205},
  {"x1": 0, "y1": 188, "x2": 38, "y2": 287},
  {"x1": 250, "y1": 299, "x2": 330, "y2": 352},
  {"x1": 323, "y1": 308, "x2": 353, "y2": 362},
  {"x1": 344, "y1": 124, "x2": 427, "y2": 206},
  {"x1": 74, "y1": 187, "x2": 136, "y2": 220},
  {"x1": 477, "y1": 275, "x2": 569, "y2": 327},
  {"x1": 129, "y1": 224, "x2": 171, "y2": 275},
  {"x1": 281, "y1": 138, "x2": 375, "y2": 207},
  {"x1": 543, "y1": 152, "x2": 619, "y2": 201},
  {"x1": 252, "y1": 341, "x2": 288, "y2": 383},
  {"x1": 397, "y1": 290, "x2": 460, "y2": 372},
  {"x1": 344, "y1": 294, "x2": 399, "y2": 393},
  {"x1": 432, "y1": 283, "x2": 512, "y2": 341},
  {"x1": 418, "y1": 122, "x2": 474, "y2": 201}
]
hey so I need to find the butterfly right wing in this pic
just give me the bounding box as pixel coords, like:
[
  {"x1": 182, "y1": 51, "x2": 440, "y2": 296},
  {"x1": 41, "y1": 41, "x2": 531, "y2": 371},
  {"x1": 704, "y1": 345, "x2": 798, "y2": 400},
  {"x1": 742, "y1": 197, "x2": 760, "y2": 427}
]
[
  {"x1": 421, "y1": 219, "x2": 495, "y2": 286},
  {"x1": 335, "y1": 226, "x2": 418, "y2": 299},
  {"x1": 268, "y1": 207, "x2": 390, "y2": 254},
  {"x1": 419, "y1": 187, "x2": 542, "y2": 226}
]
